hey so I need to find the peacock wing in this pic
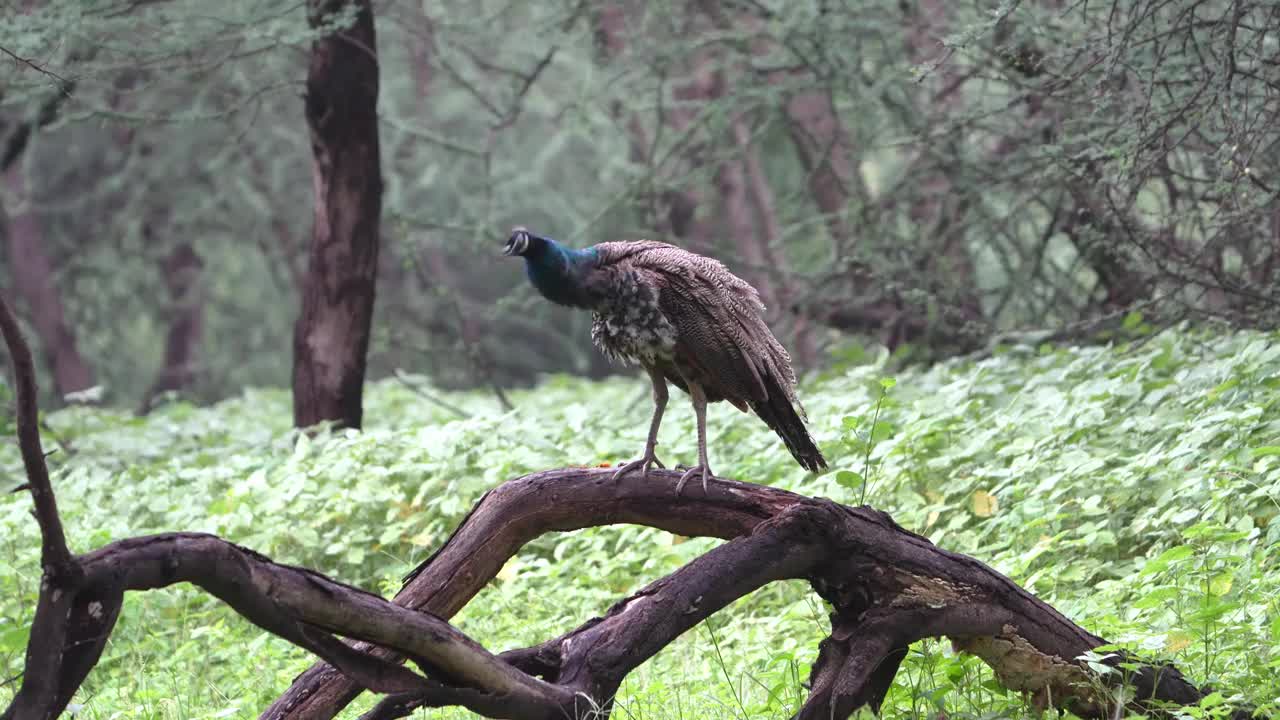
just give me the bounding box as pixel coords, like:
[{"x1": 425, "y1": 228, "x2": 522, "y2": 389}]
[{"x1": 630, "y1": 246, "x2": 786, "y2": 405}]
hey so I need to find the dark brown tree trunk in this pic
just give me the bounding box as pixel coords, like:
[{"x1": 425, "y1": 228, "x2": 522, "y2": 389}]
[
  {"x1": 2, "y1": 169, "x2": 96, "y2": 400},
  {"x1": 292, "y1": 0, "x2": 384, "y2": 430},
  {"x1": 733, "y1": 117, "x2": 818, "y2": 366},
  {"x1": 138, "y1": 241, "x2": 204, "y2": 414},
  {"x1": 901, "y1": 0, "x2": 985, "y2": 347},
  {"x1": 783, "y1": 86, "x2": 861, "y2": 251}
]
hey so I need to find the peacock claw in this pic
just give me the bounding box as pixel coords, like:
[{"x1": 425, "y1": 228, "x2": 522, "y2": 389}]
[
  {"x1": 613, "y1": 451, "x2": 666, "y2": 483},
  {"x1": 674, "y1": 464, "x2": 712, "y2": 497}
]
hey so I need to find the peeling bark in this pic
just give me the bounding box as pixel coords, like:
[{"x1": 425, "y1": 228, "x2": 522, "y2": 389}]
[{"x1": 292, "y1": 0, "x2": 384, "y2": 430}]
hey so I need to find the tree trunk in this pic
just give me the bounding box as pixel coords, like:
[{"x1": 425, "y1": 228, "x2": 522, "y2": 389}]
[
  {"x1": 2, "y1": 169, "x2": 96, "y2": 400},
  {"x1": 138, "y1": 241, "x2": 204, "y2": 414},
  {"x1": 783, "y1": 86, "x2": 861, "y2": 252},
  {"x1": 900, "y1": 0, "x2": 985, "y2": 347},
  {"x1": 595, "y1": 3, "x2": 719, "y2": 250},
  {"x1": 732, "y1": 118, "x2": 817, "y2": 366},
  {"x1": 291, "y1": 0, "x2": 384, "y2": 430}
]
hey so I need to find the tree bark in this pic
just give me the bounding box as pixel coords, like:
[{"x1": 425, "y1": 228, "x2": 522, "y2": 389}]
[
  {"x1": 783, "y1": 85, "x2": 861, "y2": 251},
  {"x1": 902, "y1": 0, "x2": 985, "y2": 333},
  {"x1": 261, "y1": 466, "x2": 1256, "y2": 720},
  {"x1": 138, "y1": 241, "x2": 204, "y2": 414},
  {"x1": 292, "y1": 0, "x2": 384, "y2": 430},
  {"x1": 2, "y1": 169, "x2": 96, "y2": 400}
]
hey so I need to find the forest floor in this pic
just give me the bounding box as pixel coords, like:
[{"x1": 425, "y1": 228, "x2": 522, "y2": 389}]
[{"x1": 2, "y1": 330, "x2": 1278, "y2": 719}]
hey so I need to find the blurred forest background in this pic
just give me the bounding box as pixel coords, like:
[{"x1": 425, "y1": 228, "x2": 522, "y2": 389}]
[{"x1": 2, "y1": 0, "x2": 1277, "y2": 412}]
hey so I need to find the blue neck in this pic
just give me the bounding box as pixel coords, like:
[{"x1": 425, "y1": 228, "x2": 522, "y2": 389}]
[{"x1": 523, "y1": 237, "x2": 599, "y2": 308}]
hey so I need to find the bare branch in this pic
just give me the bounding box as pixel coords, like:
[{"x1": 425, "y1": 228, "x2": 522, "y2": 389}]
[
  {"x1": 0, "y1": 45, "x2": 74, "y2": 94},
  {"x1": 0, "y1": 295, "x2": 75, "y2": 576},
  {"x1": 490, "y1": 47, "x2": 558, "y2": 132}
]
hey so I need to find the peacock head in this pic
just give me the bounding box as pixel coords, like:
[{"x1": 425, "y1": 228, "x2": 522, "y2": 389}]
[{"x1": 503, "y1": 226, "x2": 539, "y2": 257}]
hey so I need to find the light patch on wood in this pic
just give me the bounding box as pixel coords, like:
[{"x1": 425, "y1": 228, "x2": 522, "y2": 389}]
[
  {"x1": 890, "y1": 570, "x2": 968, "y2": 609},
  {"x1": 952, "y1": 625, "x2": 1106, "y2": 716},
  {"x1": 307, "y1": 312, "x2": 355, "y2": 392}
]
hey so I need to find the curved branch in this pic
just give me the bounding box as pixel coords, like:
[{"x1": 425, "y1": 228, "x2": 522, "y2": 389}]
[
  {"x1": 79, "y1": 533, "x2": 573, "y2": 714},
  {"x1": 0, "y1": 294, "x2": 87, "y2": 720},
  {"x1": 0, "y1": 294, "x2": 74, "y2": 575},
  {"x1": 261, "y1": 470, "x2": 800, "y2": 718},
  {"x1": 266, "y1": 469, "x2": 1240, "y2": 720}
]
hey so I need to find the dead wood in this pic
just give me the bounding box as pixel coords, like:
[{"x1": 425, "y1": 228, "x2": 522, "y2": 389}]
[
  {"x1": 264, "y1": 467, "x2": 1255, "y2": 720},
  {"x1": 0, "y1": 292, "x2": 1260, "y2": 720}
]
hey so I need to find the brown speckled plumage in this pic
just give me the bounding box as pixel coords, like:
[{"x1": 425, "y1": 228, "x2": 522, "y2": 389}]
[{"x1": 504, "y1": 228, "x2": 826, "y2": 494}]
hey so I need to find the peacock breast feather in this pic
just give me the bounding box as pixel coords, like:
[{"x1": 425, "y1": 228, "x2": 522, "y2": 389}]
[{"x1": 589, "y1": 269, "x2": 678, "y2": 366}]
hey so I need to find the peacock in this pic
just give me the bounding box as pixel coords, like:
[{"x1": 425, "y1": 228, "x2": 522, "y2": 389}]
[{"x1": 503, "y1": 226, "x2": 827, "y2": 495}]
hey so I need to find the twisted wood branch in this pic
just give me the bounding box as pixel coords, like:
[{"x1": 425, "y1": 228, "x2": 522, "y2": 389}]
[{"x1": 0, "y1": 293, "x2": 1258, "y2": 720}]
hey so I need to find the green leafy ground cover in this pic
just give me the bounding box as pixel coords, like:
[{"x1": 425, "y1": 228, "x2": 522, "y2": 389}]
[{"x1": 3, "y1": 330, "x2": 1279, "y2": 719}]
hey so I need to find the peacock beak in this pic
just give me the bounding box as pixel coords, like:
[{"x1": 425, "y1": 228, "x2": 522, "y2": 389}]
[{"x1": 504, "y1": 227, "x2": 531, "y2": 256}]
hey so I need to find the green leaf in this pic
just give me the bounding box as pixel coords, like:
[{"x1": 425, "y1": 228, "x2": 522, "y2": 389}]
[
  {"x1": 1208, "y1": 572, "x2": 1233, "y2": 597},
  {"x1": 1142, "y1": 545, "x2": 1195, "y2": 575},
  {"x1": 0, "y1": 623, "x2": 30, "y2": 653},
  {"x1": 870, "y1": 421, "x2": 895, "y2": 443},
  {"x1": 835, "y1": 470, "x2": 863, "y2": 488},
  {"x1": 1199, "y1": 691, "x2": 1226, "y2": 708}
]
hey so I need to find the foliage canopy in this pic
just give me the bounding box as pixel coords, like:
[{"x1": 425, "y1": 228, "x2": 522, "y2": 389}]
[{"x1": 3, "y1": 0, "x2": 1277, "y2": 408}]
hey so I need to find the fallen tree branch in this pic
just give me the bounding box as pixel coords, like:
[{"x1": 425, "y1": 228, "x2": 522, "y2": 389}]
[
  {"x1": 266, "y1": 468, "x2": 1254, "y2": 720},
  {"x1": 0, "y1": 293, "x2": 1259, "y2": 720}
]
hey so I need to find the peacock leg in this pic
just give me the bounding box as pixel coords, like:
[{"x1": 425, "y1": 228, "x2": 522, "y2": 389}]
[
  {"x1": 613, "y1": 366, "x2": 668, "y2": 483},
  {"x1": 675, "y1": 382, "x2": 713, "y2": 496}
]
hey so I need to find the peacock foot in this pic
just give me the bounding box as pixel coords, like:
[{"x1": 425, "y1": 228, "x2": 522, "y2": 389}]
[
  {"x1": 674, "y1": 464, "x2": 712, "y2": 497},
  {"x1": 612, "y1": 450, "x2": 666, "y2": 483}
]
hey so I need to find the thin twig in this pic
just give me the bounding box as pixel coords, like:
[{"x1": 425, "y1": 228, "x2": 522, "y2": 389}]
[
  {"x1": 392, "y1": 370, "x2": 471, "y2": 419},
  {"x1": 0, "y1": 45, "x2": 74, "y2": 94},
  {"x1": 491, "y1": 46, "x2": 559, "y2": 132}
]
